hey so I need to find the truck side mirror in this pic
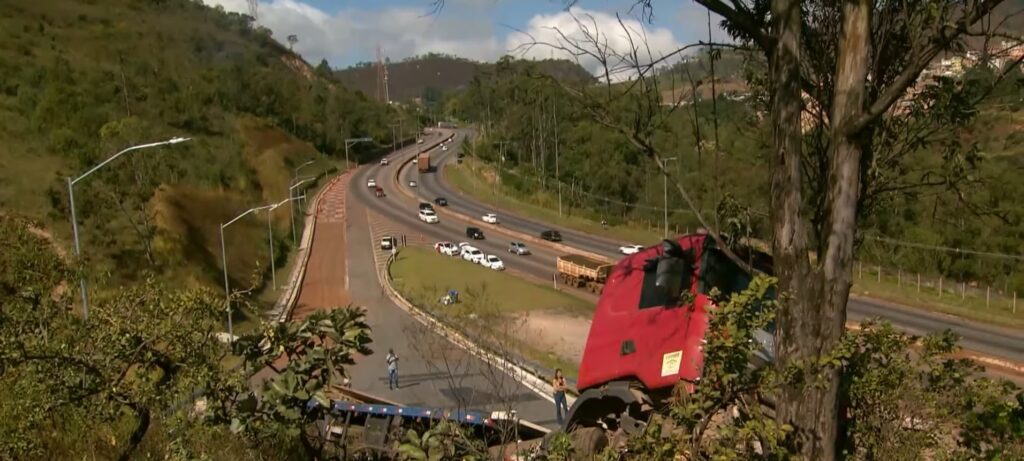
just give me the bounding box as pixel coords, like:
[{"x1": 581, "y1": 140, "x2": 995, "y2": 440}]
[{"x1": 655, "y1": 239, "x2": 693, "y2": 304}]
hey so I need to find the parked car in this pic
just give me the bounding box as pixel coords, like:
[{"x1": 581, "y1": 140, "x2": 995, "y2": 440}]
[
  {"x1": 466, "y1": 227, "x2": 485, "y2": 239},
  {"x1": 418, "y1": 209, "x2": 439, "y2": 224},
  {"x1": 482, "y1": 213, "x2": 499, "y2": 224},
  {"x1": 418, "y1": 202, "x2": 434, "y2": 212},
  {"x1": 540, "y1": 230, "x2": 563, "y2": 242},
  {"x1": 458, "y1": 241, "x2": 472, "y2": 249},
  {"x1": 461, "y1": 246, "x2": 484, "y2": 263},
  {"x1": 481, "y1": 255, "x2": 505, "y2": 271},
  {"x1": 367, "y1": 178, "x2": 377, "y2": 188},
  {"x1": 380, "y1": 236, "x2": 397, "y2": 250},
  {"x1": 434, "y1": 197, "x2": 449, "y2": 206},
  {"x1": 434, "y1": 241, "x2": 458, "y2": 256},
  {"x1": 374, "y1": 186, "x2": 385, "y2": 198},
  {"x1": 380, "y1": 158, "x2": 389, "y2": 166},
  {"x1": 508, "y1": 242, "x2": 530, "y2": 255},
  {"x1": 619, "y1": 244, "x2": 644, "y2": 255},
  {"x1": 409, "y1": 180, "x2": 418, "y2": 187}
]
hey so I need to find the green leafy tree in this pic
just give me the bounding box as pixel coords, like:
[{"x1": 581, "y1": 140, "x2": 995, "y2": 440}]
[{"x1": 229, "y1": 307, "x2": 372, "y2": 459}]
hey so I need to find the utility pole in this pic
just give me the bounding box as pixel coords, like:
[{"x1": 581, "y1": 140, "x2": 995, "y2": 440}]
[
  {"x1": 553, "y1": 100, "x2": 561, "y2": 216},
  {"x1": 663, "y1": 157, "x2": 677, "y2": 238}
]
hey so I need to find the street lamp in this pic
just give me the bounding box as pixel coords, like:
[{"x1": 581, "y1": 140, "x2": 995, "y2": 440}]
[
  {"x1": 265, "y1": 194, "x2": 305, "y2": 290},
  {"x1": 344, "y1": 137, "x2": 373, "y2": 169},
  {"x1": 662, "y1": 157, "x2": 678, "y2": 238},
  {"x1": 66, "y1": 136, "x2": 191, "y2": 318},
  {"x1": 288, "y1": 177, "x2": 315, "y2": 246},
  {"x1": 220, "y1": 204, "x2": 275, "y2": 338}
]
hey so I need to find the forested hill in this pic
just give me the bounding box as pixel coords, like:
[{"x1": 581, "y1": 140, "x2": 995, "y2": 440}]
[
  {"x1": 0, "y1": 0, "x2": 399, "y2": 289},
  {"x1": 335, "y1": 53, "x2": 594, "y2": 102}
]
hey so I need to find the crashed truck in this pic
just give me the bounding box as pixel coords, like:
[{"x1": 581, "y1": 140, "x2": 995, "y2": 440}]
[{"x1": 556, "y1": 234, "x2": 775, "y2": 455}]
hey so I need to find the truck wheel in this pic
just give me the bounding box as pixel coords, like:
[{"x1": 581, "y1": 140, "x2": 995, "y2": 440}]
[{"x1": 571, "y1": 427, "x2": 608, "y2": 460}]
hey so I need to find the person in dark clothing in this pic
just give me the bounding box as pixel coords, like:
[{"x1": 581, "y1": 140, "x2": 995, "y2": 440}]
[{"x1": 552, "y1": 368, "x2": 569, "y2": 425}]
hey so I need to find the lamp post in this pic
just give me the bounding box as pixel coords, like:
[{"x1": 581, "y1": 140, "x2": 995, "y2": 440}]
[
  {"x1": 264, "y1": 193, "x2": 303, "y2": 288},
  {"x1": 344, "y1": 137, "x2": 373, "y2": 169},
  {"x1": 288, "y1": 177, "x2": 314, "y2": 246},
  {"x1": 220, "y1": 204, "x2": 275, "y2": 338},
  {"x1": 662, "y1": 157, "x2": 677, "y2": 238},
  {"x1": 66, "y1": 136, "x2": 191, "y2": 318}
]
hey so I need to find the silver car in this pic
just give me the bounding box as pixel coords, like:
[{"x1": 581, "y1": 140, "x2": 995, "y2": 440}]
[{"x1": 508, "y1": 242, "x2": 530, "y2": 255}]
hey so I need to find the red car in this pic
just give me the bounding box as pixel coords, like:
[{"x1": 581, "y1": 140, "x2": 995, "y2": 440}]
[
  {"x1": 374, "y1": 186, "x2": 385, "y2": 198},
  {"x1": 565, "y1": 234, "x2": 774, "y2": 444}
]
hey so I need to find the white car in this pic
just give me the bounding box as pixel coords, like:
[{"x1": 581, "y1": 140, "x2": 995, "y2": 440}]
[
  {"x1": 413, "y1": 158, "x2": 418, "y2": 164},
  {"x1": 461, "y1": 246, "x2": 484, "y2": 263},
  {"x1": 481, "y1": 254, "x2": 505, "y2": 271},
  {"x1": 367, "y1": 178, "x2": 377, "y2": 188},
  {"x1": 418, "y1": 209, "x2": 439, "y2": 223},
  {"x1": 442, "y1": 145, "x2": 448, "y2": 151},
  {"x1": 409, "y1": 180, "x2": 418, "y2": 187},
  {"x1": 619, "y1": 244, "x2": 644, "y2": 255},
  {"x1": 482, "y1": 213, "x2": 499, "y2": 224},
  {"x1": 434, "y1": 241, "x2": 458, "y2": 256},
  {"x1": 379, "y1": 158, "x2": 389, "y2": 166}
]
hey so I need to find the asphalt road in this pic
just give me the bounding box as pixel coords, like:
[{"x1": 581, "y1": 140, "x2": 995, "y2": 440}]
[
  {"x1": 345, "y1": 133, "x2": 559, "y2": 428},
  {"x1": 394, "y1": 131, "x2": 1024, "y2": 366}
]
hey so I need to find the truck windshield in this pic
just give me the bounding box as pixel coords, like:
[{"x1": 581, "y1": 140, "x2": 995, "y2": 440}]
[{"x1": 700, "y1": 247, "x2": 777, "y2": 332}]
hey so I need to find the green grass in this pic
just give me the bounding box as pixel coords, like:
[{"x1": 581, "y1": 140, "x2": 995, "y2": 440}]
[
  {"x1": 445, "y1": 158, "x2": 665, "y2": 245},
  {"x1": 852, "y1": 268, "x2": 1024, "y2": 329},
  {"x1": 390, "y1": 245, "x2": 591, "y2": 316}
]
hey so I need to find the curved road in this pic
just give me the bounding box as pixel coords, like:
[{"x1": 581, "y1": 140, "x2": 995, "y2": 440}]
[
  {"x1": 394, "y1": 131, "x2": 1024, "y2": 366},
  {"x1": 305, "y1": 134, "x2": 560, "y2": 428}
]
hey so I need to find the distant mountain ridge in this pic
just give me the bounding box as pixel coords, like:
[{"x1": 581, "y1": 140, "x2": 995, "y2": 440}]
[{"x1": 335, "y1": 53, "x2": 594, "y2": 102}]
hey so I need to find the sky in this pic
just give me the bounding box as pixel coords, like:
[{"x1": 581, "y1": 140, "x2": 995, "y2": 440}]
[{"x1": 203, "y1": 0, "x2": 729, "y2": 75}]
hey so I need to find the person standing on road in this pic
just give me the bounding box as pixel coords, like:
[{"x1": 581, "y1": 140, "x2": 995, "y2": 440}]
[
  {"x1": 553, "y1": 369, "x2": 569, "y2": 425},
  {"x1": 386, "y1": 349, "x2": 399, "y2": 390}
]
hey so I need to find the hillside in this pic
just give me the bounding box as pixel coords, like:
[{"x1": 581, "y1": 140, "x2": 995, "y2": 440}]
[
  {"x1": 335, "y1": 53, "x2": 593, "y2": 103},
  {"x1": 0, "y1": 0, "x2": 397, "y2": 294}
]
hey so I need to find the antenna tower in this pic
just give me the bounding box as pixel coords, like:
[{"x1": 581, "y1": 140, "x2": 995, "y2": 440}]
[
  {"x1": 375, "y1": 45, "x2": 390, "y2": 103},
  {"x1": 246, "y1": 0, "x2": 259, "y2": 24}
]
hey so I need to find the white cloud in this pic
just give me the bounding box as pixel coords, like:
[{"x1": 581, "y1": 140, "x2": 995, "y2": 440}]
[
  {"x1": 202, "y1": 0, "x2": 503, "y2": 66},
  {"x1": 506, "y1": 7, "x2": 686, "y2": 80}
]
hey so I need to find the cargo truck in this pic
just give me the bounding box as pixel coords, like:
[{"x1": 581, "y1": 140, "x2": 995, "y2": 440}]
[
  {"x1": 556, "y1": 254, "x2": 612, "y2": 293},
  {"x1": 417, "y1": 152, "x2": 430, "y2": 173}
]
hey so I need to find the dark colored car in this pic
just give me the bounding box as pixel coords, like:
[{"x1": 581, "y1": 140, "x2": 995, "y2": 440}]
[
  {"x1": 540, "y1": 230, "x2": 563, "y2": 242},
  {"x1": 418, "y1": 202, "x2": 434, "y2": 212},
  {"x1": 466, "y1": 227, "x2": 485, "y2": 239},
  {"x1": 434, "y1": 197, "x2": 449, "y2": 206}
]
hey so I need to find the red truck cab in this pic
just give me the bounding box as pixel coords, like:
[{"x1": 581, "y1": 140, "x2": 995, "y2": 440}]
[{"x1": 565, "y1": 233, "x2": 773, "y2": 441}]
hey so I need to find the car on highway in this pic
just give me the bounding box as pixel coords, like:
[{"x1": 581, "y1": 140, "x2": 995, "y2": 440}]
[
  {"x1": 460, "y1": 246, "x2": 484, "y2": 263},
  {"x1": 374, "y1": 186, "x2": 385, "y2": 198},
  {"x1": 418, "y1": 209, "x2": 439, "y2": 224},
  {"x1": 418, "y1": 202, "x2": 434, "y2": 212},
  {"x1": 412, "y1": 158, "x2": 418, "y2": 164},
  {"x1": 379, "y1": 158, "x2": 389, "y2": 166},
  {"x1": 619, "y1": 244, "x2": 644, "y2": 255},
  {"x1": 434, "y1": 241, "x2": 458, "y2": 256},
  {"x1": 442, "y1": 145, "x2": 448, "y2": 151},
  {"x1": 417, "y1": 138, "x2": 424, "y2": 144},
  {"x1": 434, "y1": 197, "x2": 448, "y2": 206},
  {"x1": 508, "y1": 242, "x2": 530, "y2": 255},
  {"x1": 466, "y1": 227, "x2": 485, "y2": 239},
  {"x1": 409, "y1": 180, "x2": 418, "y2": 187},
  {"x1": 481, "y1": 255, "x2": 505, "y2": 271},
  {"x1": 540, "y1": 230, "x2": 563, "y2": 242},
  {"x1": 367, "y1": 178, "x2": 377, "y2": 188},
  {"x1": 380, "y1": 236, "x2": 397, "y2": 250},
  {"x1": 458, "y1": 241, "x2": 472, "y2": 249},
  {"x1": 482, "y1": 213, "x2": 499, "y2": 224}
]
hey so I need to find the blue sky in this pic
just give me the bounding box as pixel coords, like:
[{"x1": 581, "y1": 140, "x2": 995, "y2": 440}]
[{"x1": 205, "y1": 0, "x2": 727, "y2": 73}]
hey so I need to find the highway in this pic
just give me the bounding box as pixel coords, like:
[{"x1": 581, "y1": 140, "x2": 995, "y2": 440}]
[
  {"x1": 387, "y1": 130, "x2": 1024, "y2": 366},
  {"x1": 334, "y1": 134, "x2": 559, "y2": 428}
]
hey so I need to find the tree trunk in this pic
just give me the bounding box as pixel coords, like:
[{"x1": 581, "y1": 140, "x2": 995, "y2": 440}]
[
  {"x1": 118, "y1": 404, "x2": 150, "y2": 461},
  {"x1": 773, "y1": 1, "x2": 870, "y2": 459}
]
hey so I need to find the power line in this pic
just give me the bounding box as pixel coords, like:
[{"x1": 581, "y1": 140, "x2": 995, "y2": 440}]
[{"x1": 864, "y1": 235, "x2": 1024, "y2": 261}]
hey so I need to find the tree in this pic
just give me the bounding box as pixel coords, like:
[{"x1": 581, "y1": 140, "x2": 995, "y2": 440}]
[
  {"x1": 0, "y1": 214, "x2": 233, "y2": 460},
  {"x1": 287, "y1": 34, "x2": 298, "y2": 51},
  {"x1": 228, "y1": 307, "x2": 372, "y2": 460},
  {"x1": 516, "y1": 1, "x2": 1022, "y2": 458}
]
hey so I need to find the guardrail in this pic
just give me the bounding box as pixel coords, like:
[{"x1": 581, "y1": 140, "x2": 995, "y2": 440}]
[{"x1": 378, "y1": 250, "x2": 579, "y2": 405}]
